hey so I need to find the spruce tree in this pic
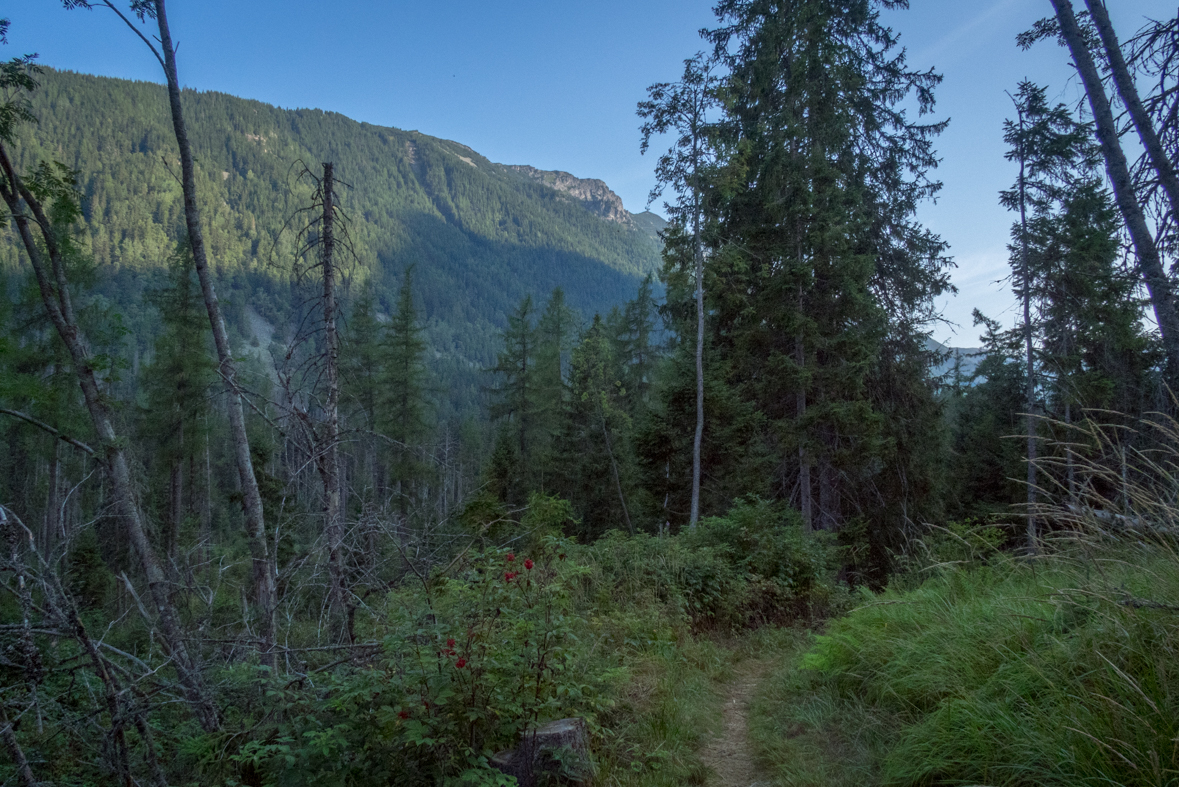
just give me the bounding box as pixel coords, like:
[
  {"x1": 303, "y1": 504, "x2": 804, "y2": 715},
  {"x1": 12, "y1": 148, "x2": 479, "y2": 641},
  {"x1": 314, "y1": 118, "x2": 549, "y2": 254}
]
[
  {"x1": 699, "y1": 0, "x2": 949, "y2": 538},
  {"x1": 532, "y1": 287, "x2": 576, "y2": 481},
  {"x1": 489, "y1": 295, "x2": 538, "y2": 490},
  {"x1": 139, "y1": 247, "x2": 216, "y2": 563},
  {"x1": 555, "y1": 315, "x2": 635, "y2": 537},
  {"x1": 340, "y1": 284, "x2": 385, "y2": 500},
  {"x1": 380, "y1": 268, "x2": 431, "y2": 518}
]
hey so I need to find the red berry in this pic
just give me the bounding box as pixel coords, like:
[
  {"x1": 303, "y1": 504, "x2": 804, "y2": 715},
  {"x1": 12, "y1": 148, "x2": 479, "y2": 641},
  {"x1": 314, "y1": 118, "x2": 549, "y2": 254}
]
[
  {"x1": 398, "y1": 710, "x2": 410, "y2": 720},
  {"x1": 524, "y1": 559, "x2": 534, "y2": 570},
  {"x1": 506, "y1": 553, "x2": 515, "y2": 562},
  {"x1": 447, "y1": 638, "x2": 456, "y2": 648},
  {"x1": 456, "y1": 657, "x2": 467, "y2": 668}
]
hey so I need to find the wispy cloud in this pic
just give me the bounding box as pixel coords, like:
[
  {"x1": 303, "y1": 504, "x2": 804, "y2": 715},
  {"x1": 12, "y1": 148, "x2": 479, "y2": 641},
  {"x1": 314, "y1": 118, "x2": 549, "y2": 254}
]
[{"x1": 911, "y1": 0, "x2": 1024, "y2": 68}]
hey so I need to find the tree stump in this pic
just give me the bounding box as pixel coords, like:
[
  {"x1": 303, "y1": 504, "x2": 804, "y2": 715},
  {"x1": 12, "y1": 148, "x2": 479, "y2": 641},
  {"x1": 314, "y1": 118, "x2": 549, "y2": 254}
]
[{"x1": 490, "y1": 717, "x2": 592, "y2": 786}]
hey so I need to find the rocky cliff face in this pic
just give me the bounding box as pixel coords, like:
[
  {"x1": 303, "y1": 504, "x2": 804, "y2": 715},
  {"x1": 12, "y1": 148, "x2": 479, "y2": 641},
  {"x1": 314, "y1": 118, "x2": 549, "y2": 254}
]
[{"x1": 507, "y1": 164, "x2": 633, "y2": 226}]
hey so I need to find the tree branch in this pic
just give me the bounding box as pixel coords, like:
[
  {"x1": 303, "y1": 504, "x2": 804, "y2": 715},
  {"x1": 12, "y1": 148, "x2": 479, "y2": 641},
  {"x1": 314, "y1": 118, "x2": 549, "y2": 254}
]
[{"x1": 0, "y1": 408, "x2": 95, "y2": 456}]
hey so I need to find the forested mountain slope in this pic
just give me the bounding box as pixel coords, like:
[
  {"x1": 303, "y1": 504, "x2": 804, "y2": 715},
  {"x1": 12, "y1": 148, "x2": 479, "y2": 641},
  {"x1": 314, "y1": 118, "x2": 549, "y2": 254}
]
[{"x1": 1, "y1": 68, "x2": 662, "y2": 377}]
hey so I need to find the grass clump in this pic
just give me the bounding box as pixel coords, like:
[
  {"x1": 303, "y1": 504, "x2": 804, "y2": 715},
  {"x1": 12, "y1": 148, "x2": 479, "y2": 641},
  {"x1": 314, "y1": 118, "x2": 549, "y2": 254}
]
[{"x1": 754, "y1": 542, "x2": 1179, "y2": 786}]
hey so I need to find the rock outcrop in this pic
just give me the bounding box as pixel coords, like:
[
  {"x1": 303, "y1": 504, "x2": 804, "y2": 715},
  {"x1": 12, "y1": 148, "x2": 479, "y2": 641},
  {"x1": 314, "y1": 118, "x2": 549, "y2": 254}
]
[{"x1": 507, "y1": 165, "x2": 633, "y2": 226}]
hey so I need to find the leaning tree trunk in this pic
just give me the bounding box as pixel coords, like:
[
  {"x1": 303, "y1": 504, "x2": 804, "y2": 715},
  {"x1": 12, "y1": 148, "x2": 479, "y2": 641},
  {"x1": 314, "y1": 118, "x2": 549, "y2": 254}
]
[
  {"x1": 1084, "y1": 0, "x2": 1179, "y2": 225},
  {"x1": 151, "y1": 0, "x2": 277, "y2": 664},
  {"x1": 1051, "y1": 0, "x2": 1179, "y2": 387},
  {"x1": 0, "y1": 147, "x2": 219, "y2": 732}
]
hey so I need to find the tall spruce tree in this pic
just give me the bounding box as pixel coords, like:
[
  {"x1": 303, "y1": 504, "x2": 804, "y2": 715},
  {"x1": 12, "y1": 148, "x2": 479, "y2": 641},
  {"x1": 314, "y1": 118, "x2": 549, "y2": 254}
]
[
  {"x1": 696, "y1": 0, "x2": 949, "y2": 542},
  {"x1": 489, "y1": 294, "x2": 538, "y2": 494},
  {"x1": 554, "y1": 315, "x2": 636, "y2": 537},
  {"x1": 340, "y1": 284, "x2": 384, "y2": 501},
  {"x1": 380, "y1": 268, "x2": 431, "y2": 519},
  {"x1": 532, "y1": 287, "x2": 576, "y2": 483},
  {"x1": 140, "y1": 247, "x2": 216, "y2": 564},
  {"x1": 1000, "y1": 81, "x2": 1092, "y2": 550}
]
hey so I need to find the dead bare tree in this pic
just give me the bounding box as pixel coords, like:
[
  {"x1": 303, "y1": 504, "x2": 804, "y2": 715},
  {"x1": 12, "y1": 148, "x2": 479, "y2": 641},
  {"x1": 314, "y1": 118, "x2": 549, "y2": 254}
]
[
  {"x1": 0, "y1": 133, "x2": 219, "y2": 731},
  {"x1": 277, "y1": 162, "x2": 352, "y2": 642},
  {"x1": 61, "y1": 0, "x2": 279, "y2": 665},
  {"x1": 2, "y1": 503, "x2": 170, "y2": 786}
]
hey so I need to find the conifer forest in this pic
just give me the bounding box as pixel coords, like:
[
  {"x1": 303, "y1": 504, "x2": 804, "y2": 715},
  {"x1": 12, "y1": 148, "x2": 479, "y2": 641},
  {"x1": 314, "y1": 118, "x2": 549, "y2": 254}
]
[{"x1": 3, "y1": 2, "x2": 1179, "y2": 785}]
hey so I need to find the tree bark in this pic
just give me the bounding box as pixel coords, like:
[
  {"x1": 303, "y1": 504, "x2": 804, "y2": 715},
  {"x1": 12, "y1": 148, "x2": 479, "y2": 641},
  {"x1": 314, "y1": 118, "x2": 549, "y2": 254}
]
[
  {"x1": 1052, "y1": 0, "x2": 1179, "y2": 385},
  {"x1": 818, "y1": 457, "x2": 837, "y2": 531},
  {"x1": 1015, "y1": 101, "x2": 1038, "y2": 552},
  {"x1": 44, "y1": 441, "x2": 63, "y2": 551},
  {"x1": 796, "y1": 325, "x2": 812, "y2": 531},
  {"x1": 0, "y1": 147, "x2": 219, "y2": 732},
  {"x1": 1085, "y1": 0, "x2": 1179, "y2": 225},
  {"x1": 151, "y1": 0, "x2": 276, "y2": 665},
  {"x1": 0, "y1": 702, "x2": 37, "y2": 787},
  {"x1": 169, "y1": 423, "x2": 183, "y2": 567},
  {"x1": 317, "y1": 163, "x2": 348, "y2": 642},
  {"x1": 597, "y1": 403, "x2": 634, "y2": 535},
  {"x1": 690, "y1": 178, "x2": 704, "y2": 530}
]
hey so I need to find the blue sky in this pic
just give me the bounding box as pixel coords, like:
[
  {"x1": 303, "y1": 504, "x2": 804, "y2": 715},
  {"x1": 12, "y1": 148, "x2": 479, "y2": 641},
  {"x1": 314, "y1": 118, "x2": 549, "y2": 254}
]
[{"x1": 6, "y1": 0, "x2": 1174, "y2": 344}]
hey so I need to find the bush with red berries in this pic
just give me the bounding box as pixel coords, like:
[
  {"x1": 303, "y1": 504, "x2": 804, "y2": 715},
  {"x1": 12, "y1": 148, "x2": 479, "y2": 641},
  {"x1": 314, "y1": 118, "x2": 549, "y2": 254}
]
[{"x1": 233, "y1": 536, "x2": 603, "y2": 786}]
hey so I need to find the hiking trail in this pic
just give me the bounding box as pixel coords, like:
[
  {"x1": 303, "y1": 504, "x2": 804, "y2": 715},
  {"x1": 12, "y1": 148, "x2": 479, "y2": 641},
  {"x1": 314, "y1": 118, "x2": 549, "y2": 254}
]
[{"x1": 700, "y1": 658, "x2": 773, "y2": 787}]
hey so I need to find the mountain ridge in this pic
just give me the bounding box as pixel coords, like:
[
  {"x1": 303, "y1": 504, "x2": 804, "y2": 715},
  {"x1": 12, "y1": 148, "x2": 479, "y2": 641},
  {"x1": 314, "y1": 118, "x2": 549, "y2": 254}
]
[{"x1": 2, "y1": 68, "x2": 666, "y2": 387}]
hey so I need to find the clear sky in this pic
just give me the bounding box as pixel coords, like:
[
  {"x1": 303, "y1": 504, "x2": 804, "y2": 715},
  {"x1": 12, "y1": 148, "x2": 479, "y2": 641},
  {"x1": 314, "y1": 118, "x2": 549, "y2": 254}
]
[{"x1": 5, "y1": 0, "x2": 1174, "y2": 345}]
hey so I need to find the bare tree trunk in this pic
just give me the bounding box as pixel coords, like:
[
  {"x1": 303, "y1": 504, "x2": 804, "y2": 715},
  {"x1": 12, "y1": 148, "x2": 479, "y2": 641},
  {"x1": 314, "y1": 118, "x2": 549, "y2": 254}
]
[
  {"x1": 0, "y1": 702, "x2": 37, "y2": 787},
  {"x1": 690, "y1": 186, "x2": 704, "y2": 530},
  {"x1": 318, "y1": 163, "x2": 348, "y2": 642},
  {"x1": 150, "y1": 0, "x2": 276, "y2": 665},
  {"x1": 4, "y1": 506, "x2": 42, "y2": 735},
  {"x1": 1052, "y1": 0, "x2": 1179, "y2": 386},
  {"x1": 1065, "y1": 400, "x2": 1077, "y2": 504},
  {"x1": 1014, "y1": 100, "x2": 1038, "y2": 553},
  {"x1": 597, "y1": 404, "x2": 633, "y2": 535},
  {"x1": 818, "y1": 458, "x2": 837, "y2": 532},
  {"x1": 796, "y1": 330, "x2": 812, "y2": 531},
  {"x1": 1085, "y1": 0, "x2": 1179, "y2": 223},
  {"x1": 0, "y1": 148, "x2": 219, "y2": 732},
  {"x1": 201, "y1": 415, "x2": 212, "y2": 567},
  {"x1": 44, "y1": 441, "x2": 62, "y2": 552},
  {"x1": 169, "y1": 423, "x2": 183, "y2": 567}
]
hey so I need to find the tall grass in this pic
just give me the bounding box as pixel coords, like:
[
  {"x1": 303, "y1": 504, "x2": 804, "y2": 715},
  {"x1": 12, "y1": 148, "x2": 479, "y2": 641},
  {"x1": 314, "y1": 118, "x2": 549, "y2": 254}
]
[{"x1": 753, "y1": 413, "x2": 1179, "y2": 786}]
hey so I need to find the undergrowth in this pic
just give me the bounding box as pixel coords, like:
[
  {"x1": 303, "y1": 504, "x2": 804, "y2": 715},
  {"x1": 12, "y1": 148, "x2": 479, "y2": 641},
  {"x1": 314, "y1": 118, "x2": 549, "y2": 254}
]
[
  {"x1": 752, "y1": 536, "x2": 1179, "y2": 786},
  {"x1": 118, "y1": 496, "x2": 839, "y2": 787}
]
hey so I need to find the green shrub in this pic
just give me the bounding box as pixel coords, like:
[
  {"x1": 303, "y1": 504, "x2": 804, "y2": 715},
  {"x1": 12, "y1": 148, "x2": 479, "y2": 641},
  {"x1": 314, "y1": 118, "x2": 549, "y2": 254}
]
[
  {"x1": 577, "y1": 497, "x2": 841, "y2": 631},
  {"x1": 799, "y1": 545, "x2": 1179, "y2": 786},
  {"x1": 215, "y1": 537, "x2": 605, "y2": 786}
]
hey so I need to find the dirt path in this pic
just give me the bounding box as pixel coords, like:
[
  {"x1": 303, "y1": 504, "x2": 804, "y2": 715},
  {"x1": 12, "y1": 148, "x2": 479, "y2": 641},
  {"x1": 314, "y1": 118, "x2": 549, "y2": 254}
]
[{"x1": 700, "y1": 659, "x2": 773, "y2": 787}]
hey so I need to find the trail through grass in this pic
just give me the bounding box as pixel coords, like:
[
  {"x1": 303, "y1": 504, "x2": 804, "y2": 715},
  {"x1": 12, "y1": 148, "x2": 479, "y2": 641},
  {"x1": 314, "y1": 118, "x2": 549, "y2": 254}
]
[{"x1": 700, "y1": 657, "x2": 775, "y2": 787}]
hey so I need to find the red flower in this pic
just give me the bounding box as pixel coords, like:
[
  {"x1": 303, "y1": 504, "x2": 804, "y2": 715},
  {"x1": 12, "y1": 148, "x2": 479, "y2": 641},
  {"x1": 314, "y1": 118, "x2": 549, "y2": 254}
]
[
  {"x1": 456, "y1": 657, "x2": 467, "y2": 668},
  {"x1": 447, "y1": 638, "x2": 456, "y2": 648},
  {"x1": 398, "y1": 710, "x2": 410, "y2": 720},
  {"x1": 504, "y1": 571, "x2": 516, "y2": 581},
  {"x1": 524, "y1": 559, "x2": 534, "y2": 570},
  {"x1": 506, "y1": 552, "x2": 515, "y2": 562}
]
